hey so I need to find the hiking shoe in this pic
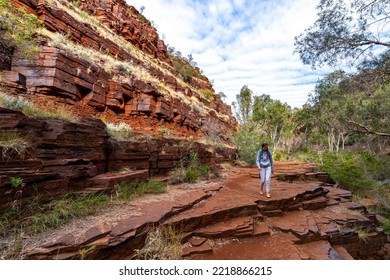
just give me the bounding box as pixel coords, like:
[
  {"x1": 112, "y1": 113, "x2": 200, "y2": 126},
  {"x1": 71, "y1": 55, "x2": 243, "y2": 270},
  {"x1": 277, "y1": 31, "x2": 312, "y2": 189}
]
[{"x1": 266, "y1": 193, "x2": 271, "y2": 198}]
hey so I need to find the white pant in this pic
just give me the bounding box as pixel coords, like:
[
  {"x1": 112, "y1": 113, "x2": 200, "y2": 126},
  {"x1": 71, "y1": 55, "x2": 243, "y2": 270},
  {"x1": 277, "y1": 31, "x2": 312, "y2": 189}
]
[{"x1": 260, "y1": 166, "x2": 272, "y2": 193}]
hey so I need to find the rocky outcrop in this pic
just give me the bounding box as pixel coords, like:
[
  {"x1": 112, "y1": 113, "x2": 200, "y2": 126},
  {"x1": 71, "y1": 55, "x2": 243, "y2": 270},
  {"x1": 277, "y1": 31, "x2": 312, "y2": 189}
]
[
  {"x1": 4, "y1": 0, "x2": 237, "y2": 140},
  {"x1": 20, "y1": 163, "x2": 389, "y2": 260},
  {"x1": 0, "y1": 107, "x2": 237, "y2": 210}
]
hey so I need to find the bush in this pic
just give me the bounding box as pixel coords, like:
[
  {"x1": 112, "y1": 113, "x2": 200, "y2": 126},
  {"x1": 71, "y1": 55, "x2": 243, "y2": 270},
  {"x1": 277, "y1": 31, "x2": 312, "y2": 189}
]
[
  {"x1": 105, "y1": 122, "x2": 133, "y2": 140},
  {"x1": 200, "y1": 89, "x2": 215, "y2": 101},
  {"x1": 320, "y1": 152, "x2": 376, "y2": 193},
  {"x1": 168, "y1": 151, "x2": 211, "y2": 184}
]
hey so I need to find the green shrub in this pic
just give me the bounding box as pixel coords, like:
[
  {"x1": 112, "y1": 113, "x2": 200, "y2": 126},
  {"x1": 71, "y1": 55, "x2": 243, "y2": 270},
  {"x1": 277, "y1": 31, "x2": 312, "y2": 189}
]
[
  {"x1": 168, "y1": 151, "x2": 211, "y2": 184},
  {"x1": 200, "y1": 89, "x2": 215, "y2": 101},
  {"x1": 320, "y1": 152, "x2": 376, "y2": 193},
  {"x1": 9, "y1": 177, "x2": 24, "y2": 188},
  {"x1": 172, "y1": 58, "x2": 193, "y2": 83},
  {"x1": 273, "y1": 150, "x2": 283, "y2": 161}
]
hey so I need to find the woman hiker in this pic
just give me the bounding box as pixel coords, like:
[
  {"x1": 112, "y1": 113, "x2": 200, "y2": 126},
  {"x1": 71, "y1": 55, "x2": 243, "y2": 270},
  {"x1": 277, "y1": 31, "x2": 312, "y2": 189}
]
[{"x1": 256, "y1": 143, "x2": 274, "y2": 198}]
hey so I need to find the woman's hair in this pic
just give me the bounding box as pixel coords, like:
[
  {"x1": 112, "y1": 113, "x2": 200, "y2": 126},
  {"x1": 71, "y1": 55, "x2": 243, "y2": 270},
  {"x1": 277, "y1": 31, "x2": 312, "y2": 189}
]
[{"x1": 261, "y1": 143, "x2": 268, "y2": 148}]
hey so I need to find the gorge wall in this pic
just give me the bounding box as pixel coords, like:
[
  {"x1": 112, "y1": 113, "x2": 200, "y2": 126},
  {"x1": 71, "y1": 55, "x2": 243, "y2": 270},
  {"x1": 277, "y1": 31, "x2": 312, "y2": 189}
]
[
  {"x1": 0, "y1": 0, "x2": 238, "y2": 209},
  {"x1": 3, "y1": 0, "x2": 237, "y2": 138}
]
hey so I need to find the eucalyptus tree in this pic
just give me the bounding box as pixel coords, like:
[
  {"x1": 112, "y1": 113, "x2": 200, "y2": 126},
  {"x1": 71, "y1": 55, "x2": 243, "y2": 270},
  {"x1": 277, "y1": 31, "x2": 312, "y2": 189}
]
[
  {"x1": 232, "y1": 85, "x2": 253, "y2": 124},
  {"x1": 252, "y1": 94, "x2": 293, "y2": 152},
  {"x1": 295, "y1": 0, "x2": 390, "y2": 69}
]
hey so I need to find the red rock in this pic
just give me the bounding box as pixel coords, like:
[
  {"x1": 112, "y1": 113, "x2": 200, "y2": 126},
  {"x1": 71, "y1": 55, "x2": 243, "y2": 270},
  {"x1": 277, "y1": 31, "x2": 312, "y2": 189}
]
[
  {"x1": 181, "y1": 241, "x2": 213, "y2": 258},
  {"x1": 190, "y1": 237, "x2": 208, "y2": 247}
]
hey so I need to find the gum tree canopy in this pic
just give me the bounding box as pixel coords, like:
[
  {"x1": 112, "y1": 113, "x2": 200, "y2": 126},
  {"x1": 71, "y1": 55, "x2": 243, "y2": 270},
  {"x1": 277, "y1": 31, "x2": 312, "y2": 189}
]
[{"x1": 294, "y1": 0, "x2": 390, "y2": 68}]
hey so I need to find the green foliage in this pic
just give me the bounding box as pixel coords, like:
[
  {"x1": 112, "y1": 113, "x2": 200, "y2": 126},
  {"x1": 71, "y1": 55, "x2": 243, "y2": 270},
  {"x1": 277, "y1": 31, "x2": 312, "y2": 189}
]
[
  {"x1": 114, "y1": 180, "x2": 166, "y2": 200},
  {"x1": 170, "y1": 53, "x2": 207, "y2": 84},
  {"x1": 382, "y1": 218, "x2": 390, "y2": 234},
  {"x1": 168, "y1": 47, "x2": 208, "y2": 83},
  {"x1": 320, "y1": 152, "x2": 376, "y2": 193},
  {"x1": 232, "y1": 89, "x2": 295, "y2": 164},
  {"x1": 9, "y1": 177, "x2": 23, "y2": 188},
  {"x1": 172, "y1": 56, "x2": 194, "y2": 83},
  {"x1": 273, "y1": 150, "x2": 283, "y2": 161},
  {"x1": 232, "y1": 85, "x2": 253, "y2": 124},
  {"x1": 294, "y1": 0, "x2": 390, "y2": 69},
  {"x1": 200, "y1": 89, "x2": 215, "y2": 101},
  {"x1": 0, "y1": 0, "x2": 43, "y2": 58},
  {"x1": 233, "y1": 121, "x2": 270, "y2": 165},
  {"x1": 31, "y1": 193, "x2": 109, "y2": 233},
  {"x1": 296, "y1": 71, "x2": 390, "y2": 152},
  {"x1": 252, "y1": 94, "x2": 293, "y2": 151},
  {"x1": 184, "y1": 151, "x2": 210, "y2": 183},
  {"x1": 0, "y1": 179, "x2": 167, "y2": 238},
  {"x1": 160, "y1": 126, "x2": 171, "y2": 137},
  {"x1": 79, "y1": 245, "x2": 96, "y2": 260},
  {"x1": 169, "y1": 151, "x2": 211, "y2": 184}
]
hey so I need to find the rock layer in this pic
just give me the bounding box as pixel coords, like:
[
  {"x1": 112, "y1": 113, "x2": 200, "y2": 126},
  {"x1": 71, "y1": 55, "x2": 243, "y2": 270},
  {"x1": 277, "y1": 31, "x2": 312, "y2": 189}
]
[
  {"x1": 20, "y1": 163, "x2": 390, "y2": 260},
  {"x1": 0, "y1": 107, "x2": 236, "y2": 210},
  {"x1": 4, "y1": 0, "x2": 237, "y2": 139}
]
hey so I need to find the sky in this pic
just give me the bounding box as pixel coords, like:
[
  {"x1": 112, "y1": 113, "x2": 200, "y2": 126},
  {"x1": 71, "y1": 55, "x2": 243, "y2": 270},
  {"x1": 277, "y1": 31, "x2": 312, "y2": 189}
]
[{"x1": 128, "y1": 0, "x2": 332, "y2": 109}]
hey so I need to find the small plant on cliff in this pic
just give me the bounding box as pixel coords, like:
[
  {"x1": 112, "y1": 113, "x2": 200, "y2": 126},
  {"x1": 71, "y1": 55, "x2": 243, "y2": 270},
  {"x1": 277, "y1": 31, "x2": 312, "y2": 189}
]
[
  {"x1": 105, "y1": 122, "x2": 133, "y2": 140},
  {"x1": 200, "y1": 89, "x2": 215, "y2": 102},
  {"x1": 0, "y1": 92, "x2": 78, "y2": 122},
  {"x1": 79, "y1": 245, "x2": 96, "y2": 260},
  {"x1": 0, "y1": 0, "x2": 43, "y2": 58},
  {"x1": 168, "y1": 151, "x2": 210, "y2": 184},
  {"x1": 0, "y1": 132, "x2": 30, "y2": 160},
  {"x1": 9, "y1": 177, "x2": 24, "y2": 189},
  {"x1": 355, "y1": 227, "x2": 369, "y2": 243},
  {"x1": 160, "y1": 126, "x2": 171, "y2": 138},
  {"x1": 134, "y1": 224, "x2": 183, "y2": 260}
]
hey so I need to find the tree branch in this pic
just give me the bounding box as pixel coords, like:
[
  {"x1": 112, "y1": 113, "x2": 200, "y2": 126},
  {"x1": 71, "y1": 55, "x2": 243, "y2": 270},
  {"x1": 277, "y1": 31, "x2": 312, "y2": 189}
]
[{"x1": 347, "y1": 120, "x2": 390, "y2": 137}]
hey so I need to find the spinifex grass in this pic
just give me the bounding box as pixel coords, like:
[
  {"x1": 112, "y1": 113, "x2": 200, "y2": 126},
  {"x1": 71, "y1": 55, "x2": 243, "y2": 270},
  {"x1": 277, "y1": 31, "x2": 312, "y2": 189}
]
[
  {"x1": 105, "y1": 122, "x2": 133, "y2": 140},
  {"x1": 0, "y1": 92, "x2": 77, "y2": 122},
  {"x1": 0, "y1": 132, "x2": 30, "y2": 160},
  {"x1": 134, "y1": 224, "x2": 183, "y2": 260}
]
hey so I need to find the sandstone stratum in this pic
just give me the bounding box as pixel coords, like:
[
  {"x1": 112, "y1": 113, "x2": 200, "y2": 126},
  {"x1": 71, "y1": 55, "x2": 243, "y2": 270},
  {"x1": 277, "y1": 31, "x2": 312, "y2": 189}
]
[
  {"x1": 0, "y1": 0, "x2": 389, "y2": 260},
  {"x1": 13, "y1": 163, "x2": 390, "y2": 260},
  {"x1": 0, "y1": 0, "x2": 238, "y2": 208}
]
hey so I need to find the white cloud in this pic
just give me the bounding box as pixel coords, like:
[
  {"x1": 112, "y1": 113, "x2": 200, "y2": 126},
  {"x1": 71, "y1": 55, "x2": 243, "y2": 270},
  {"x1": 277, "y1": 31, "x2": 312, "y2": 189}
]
[{"x1": 128, "y1": 0, "x2": 328, "y2": 109}]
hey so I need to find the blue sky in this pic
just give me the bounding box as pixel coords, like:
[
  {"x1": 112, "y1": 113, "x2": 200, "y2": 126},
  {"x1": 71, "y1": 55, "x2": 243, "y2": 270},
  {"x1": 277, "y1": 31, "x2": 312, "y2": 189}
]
[{"x1": 128, "y1": 0, "x2": 332, "y2": 109}]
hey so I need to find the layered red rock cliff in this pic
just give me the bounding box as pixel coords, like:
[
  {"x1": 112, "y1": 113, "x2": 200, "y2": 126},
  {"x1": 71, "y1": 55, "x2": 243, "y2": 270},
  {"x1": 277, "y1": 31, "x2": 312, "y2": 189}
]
[
  {"x1": 4, "y1": 0, "x2": 237, "y2": 139},
  {"x1": 0, "y1": 0, "x2": 238, "y2": 210}
]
